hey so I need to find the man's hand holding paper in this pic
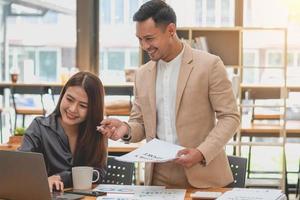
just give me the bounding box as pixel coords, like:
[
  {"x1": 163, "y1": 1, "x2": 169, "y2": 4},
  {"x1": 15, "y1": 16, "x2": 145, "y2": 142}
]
[
  {"x1": 114, "y1": 139, "x2": 185, "y2": 163},
  {"x1": 175, "y1": 148, "x2": 205, "y2": 168}
]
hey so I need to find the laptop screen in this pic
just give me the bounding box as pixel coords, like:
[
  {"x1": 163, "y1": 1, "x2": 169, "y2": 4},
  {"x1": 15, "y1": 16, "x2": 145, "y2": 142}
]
[{"x1": 0, "y1": 151, "x2": 83, "y2": 200}]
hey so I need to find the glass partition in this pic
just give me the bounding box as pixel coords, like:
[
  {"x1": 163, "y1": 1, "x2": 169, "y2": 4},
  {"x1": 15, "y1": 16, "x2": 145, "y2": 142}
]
[{"x1": 5, "y1": 0, "x2": 76, "y2": 83}]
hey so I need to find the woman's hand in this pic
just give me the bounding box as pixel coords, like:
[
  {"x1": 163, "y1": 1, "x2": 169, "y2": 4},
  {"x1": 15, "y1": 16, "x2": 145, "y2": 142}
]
[{"x1": 48, "y1": 175, "x2": 64, "y2": 192}]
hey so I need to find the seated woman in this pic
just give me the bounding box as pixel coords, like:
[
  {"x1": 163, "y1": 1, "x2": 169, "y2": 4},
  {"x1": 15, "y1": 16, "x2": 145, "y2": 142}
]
[{"x1": 19, "y1": 71, "x2": 107, "y2": 191}]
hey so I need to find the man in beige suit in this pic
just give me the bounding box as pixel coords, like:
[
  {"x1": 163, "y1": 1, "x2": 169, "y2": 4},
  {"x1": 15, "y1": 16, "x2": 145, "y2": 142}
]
[{"x1": 98, "y1": 0, "x2": 240, "y2": 188}]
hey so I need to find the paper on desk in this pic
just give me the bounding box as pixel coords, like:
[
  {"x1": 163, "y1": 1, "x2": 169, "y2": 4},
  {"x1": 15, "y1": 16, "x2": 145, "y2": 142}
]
[
  {"x1": 96, "y1": 189, "x2": 186, "y2": 200},
  {"x1": 114, "y1": 138, "x2": 184, "y2": 163},
  {"x1": 217, "y1": 188, "x2": 286, "y2": 200},
  {"x1": 94, "y1": 184, "x2": 165, "y2": 195}
]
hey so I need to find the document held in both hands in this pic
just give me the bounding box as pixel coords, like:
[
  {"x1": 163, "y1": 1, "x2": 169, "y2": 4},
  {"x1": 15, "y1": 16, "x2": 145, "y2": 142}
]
[{"x1": 114, "y1": 138, "x2": 184, "y2": 163}]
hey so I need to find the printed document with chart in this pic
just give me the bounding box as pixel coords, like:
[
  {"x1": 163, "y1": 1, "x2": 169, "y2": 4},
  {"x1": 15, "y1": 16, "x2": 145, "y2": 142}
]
[{"x1": 114, "y1": 138, "x2": 184, "y2": 163}]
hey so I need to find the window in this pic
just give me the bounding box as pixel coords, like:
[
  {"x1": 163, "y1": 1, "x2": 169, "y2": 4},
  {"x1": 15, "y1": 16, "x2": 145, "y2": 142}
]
[
  {"x1": 99, "y1": 0, "x2": 148, "y2": 84},
  {"x1": 38, "y1": 51, "x2": 58, "y2": 81},
  {"x1": 206, "y1": 0, "x2": 216, "y2": 25},
  {"x1": 266, "y1": 50, "x2": 283, "y2": 67},
  {"x1": 287, "y1": 51, "x2": 300, "y2": 86},
  {"x1": 107, "y1": 51, "x2": 125, "y2": 71},
  {"x1": 243, "y1": 0, "x2": 288, "y2": 27},
  {"x1": 8, "y1": 47, "x2": 60, "y2": 82},
  {"x1": 42, "y1": 11, "x2": 58, "y2": 24},
  {"x1": 167, "y1": 0, "x2": 234, "y2": 27},
  {"x1": 10, "y1": 4, "x2": 43, "y2": 15},
  {"x1": 61, "y1": 48, "x2": 75, "y2": 68},
  {"x1": 129, "y1": 0, "x2": 139, "y2": 23},
  {"x1": 6, "y1": 1, "x2": 76, "y2": 83},
  {"x1": 243, "y1": 50, "x2": 259, "y2": 84},
  {"x1": 288, "y1": 52, "x2": 294, "y2": 67},
  {"x1": 129, "y1": 50, "x2": 139, "y2": 68},
  {"x1": 100, "y1": 0, "x2": 138, "y2": 25},
  {"x1": 100, "y1": 0, "x2": 111, "y2": 24},
  {"x1": 244, "y1": 51, "x2": 259, "y2": 67},
  {"x1": 262, "y1": 50, "x2": 284, "y2": 85},
  {"x1": 195, "y1": 0, "x2": 203, "y2": 25},
  {"x1": 221, "y1": 0, "x2": 231, "y2": 25},
  {"x1": 115, "y1": 0, "x2": 125, "y2": 24},
  {"x1": 22, "y1": 16, "x2": 39, "y2": 24}
]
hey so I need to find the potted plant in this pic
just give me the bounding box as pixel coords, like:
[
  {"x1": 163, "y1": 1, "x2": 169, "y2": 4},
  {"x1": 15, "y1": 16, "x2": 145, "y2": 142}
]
[
  {"x1": 14, "y1": 127, "x2": 25, "y2": 136},
  {"x1": 9, "y1": 127, "x2": 25, "y2": 144},
  {"x1": 9, "y1": 66, "x2": 20, "y2": 83}
]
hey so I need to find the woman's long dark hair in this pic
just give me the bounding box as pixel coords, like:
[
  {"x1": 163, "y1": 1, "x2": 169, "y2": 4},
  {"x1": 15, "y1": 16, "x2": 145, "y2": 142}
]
[{"x1": 53, "y1": 71, "x2": 107, "y2": 168}]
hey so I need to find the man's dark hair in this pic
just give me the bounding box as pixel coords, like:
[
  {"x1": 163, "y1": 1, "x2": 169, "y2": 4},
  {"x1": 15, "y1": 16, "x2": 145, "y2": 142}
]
[{"x1": 133, "y1": 0, "x2": 176, "y2": 26}]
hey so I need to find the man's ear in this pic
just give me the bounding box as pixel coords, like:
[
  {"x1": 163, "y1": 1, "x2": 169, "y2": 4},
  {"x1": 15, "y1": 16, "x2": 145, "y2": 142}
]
[{"x1": 166, "y1": 23, "x2": 176, "y2": 37}]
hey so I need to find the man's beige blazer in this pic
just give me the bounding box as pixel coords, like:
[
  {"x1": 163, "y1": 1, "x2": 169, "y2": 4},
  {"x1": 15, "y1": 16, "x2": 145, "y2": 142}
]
[{"x1": 128, "y1": 43, "x2": 240, "y2": 188}]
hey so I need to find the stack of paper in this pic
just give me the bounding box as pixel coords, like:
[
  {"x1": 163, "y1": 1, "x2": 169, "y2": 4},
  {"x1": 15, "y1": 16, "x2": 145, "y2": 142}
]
[
  {"x1": 217, "y1": 188, "x2": 286, "y2": 200},
  {"x1": 114, "y1": 138, "x2": 184, "y2": 163}
]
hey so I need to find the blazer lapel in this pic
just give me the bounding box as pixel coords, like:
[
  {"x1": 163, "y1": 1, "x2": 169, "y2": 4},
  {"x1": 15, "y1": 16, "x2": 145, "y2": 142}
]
[
  {"x1": 175, "y1": 44, "x2": 194, "y2": 117},
  {"x1": 147, "y1": 61, "x2": 157, "y2": 136}
]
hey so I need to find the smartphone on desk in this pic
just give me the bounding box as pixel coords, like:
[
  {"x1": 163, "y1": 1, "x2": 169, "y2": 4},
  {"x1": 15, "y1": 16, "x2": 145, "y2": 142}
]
[{"x1": 65, "y1": 189, "x2": 106, "y2": 197}]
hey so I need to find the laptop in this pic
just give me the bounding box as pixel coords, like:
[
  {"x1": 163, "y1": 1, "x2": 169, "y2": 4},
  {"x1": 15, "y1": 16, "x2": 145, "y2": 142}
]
[{"x1": 0, "y1": 150, "x2": 83, "y2": 200}]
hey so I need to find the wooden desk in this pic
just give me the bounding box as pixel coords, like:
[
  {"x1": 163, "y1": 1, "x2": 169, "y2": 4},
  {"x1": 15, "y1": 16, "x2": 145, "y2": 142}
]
[
  {"x1": 0, "y1": 143, "x2": 19, "y2": 151},
  {"x1": 107, "y1": 140, "x2": 143, "y2": 156},
  {"x1": 0, "y1": 135, "x2": 23, "y2": 151},
  {"x1": 82, "y1": 187, "x2": 230, "y2": 200}
]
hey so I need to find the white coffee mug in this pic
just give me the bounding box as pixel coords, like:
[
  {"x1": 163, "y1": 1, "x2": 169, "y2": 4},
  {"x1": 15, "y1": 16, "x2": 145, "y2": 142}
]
[{"x1": 72, "y1": 166, "x2": 99, "y2": 190}]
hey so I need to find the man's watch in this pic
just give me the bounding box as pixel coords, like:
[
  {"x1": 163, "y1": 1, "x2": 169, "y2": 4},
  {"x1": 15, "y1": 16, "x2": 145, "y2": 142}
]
[
  {"x1": 122, "y1": 122, "x2": 132, "y2": 142},
  {"x1": 200, "y1": 158, "x2": 206, "y2": 166}
]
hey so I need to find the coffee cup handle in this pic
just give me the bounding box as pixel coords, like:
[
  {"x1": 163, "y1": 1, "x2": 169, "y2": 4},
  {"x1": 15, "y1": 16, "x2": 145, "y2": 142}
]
[{"x1": 92, "y1": 169, "x2": 100, "y2": 183}]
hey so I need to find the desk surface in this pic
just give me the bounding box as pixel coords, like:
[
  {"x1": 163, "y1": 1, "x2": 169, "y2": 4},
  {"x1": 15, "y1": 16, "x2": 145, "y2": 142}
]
[{"x1": 81, "y1": 188, "x2": 230, "y2": 200}]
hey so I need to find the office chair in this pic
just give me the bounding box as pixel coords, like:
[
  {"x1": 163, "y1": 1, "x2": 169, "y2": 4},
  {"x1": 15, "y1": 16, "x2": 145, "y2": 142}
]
[
  {"x1": 296, "y1": 159, "x2": 300, "y2": 199},
  {"x1": 0, "y1": 107, "x2": 2, "y2": 143},
  {"x1": 104, "y1": 84, "x2": 133, "y2": 117},
  {"x1": 102, "y1": 156, "x2": 135, "y2": 185},
  {"x1": 10, "y1": 87, "x2": 46, "y2": 130},
  {"x1": 227, "y1": 155, "x2": 247, "y2": 188}
]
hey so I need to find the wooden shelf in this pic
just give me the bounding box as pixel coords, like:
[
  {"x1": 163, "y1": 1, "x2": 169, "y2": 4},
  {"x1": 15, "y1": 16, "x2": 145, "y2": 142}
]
[
  {"x1": 253, "y1": 114, "x2": 282, "y2": 120},
  {"x1": 241, "y1": 120, "x2": 300, "y2": 137},
  {"x1": 191, "y1": 28, "x2": 241, "y2": 66},
  {"x1": 287, "y1": 86, "x2": 300, "y2": 92},
  {"x1": 241, "y1": 84, "x2": 285, "y2": 99}
]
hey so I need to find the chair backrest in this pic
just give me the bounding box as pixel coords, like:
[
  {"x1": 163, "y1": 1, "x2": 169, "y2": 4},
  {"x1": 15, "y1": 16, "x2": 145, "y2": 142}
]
[
  {"x1": 227, "y1": 155, "x2": 247, "y2": 188},
  {"x1": 296, "y1": 159, "x2": 300, "y2": 198},
  {"x1": 102, "y1": 157, "x2": 135, "y2": 185},
  {"x1": 10, "y1": 86, "x2": 46, "y2": 110}
]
